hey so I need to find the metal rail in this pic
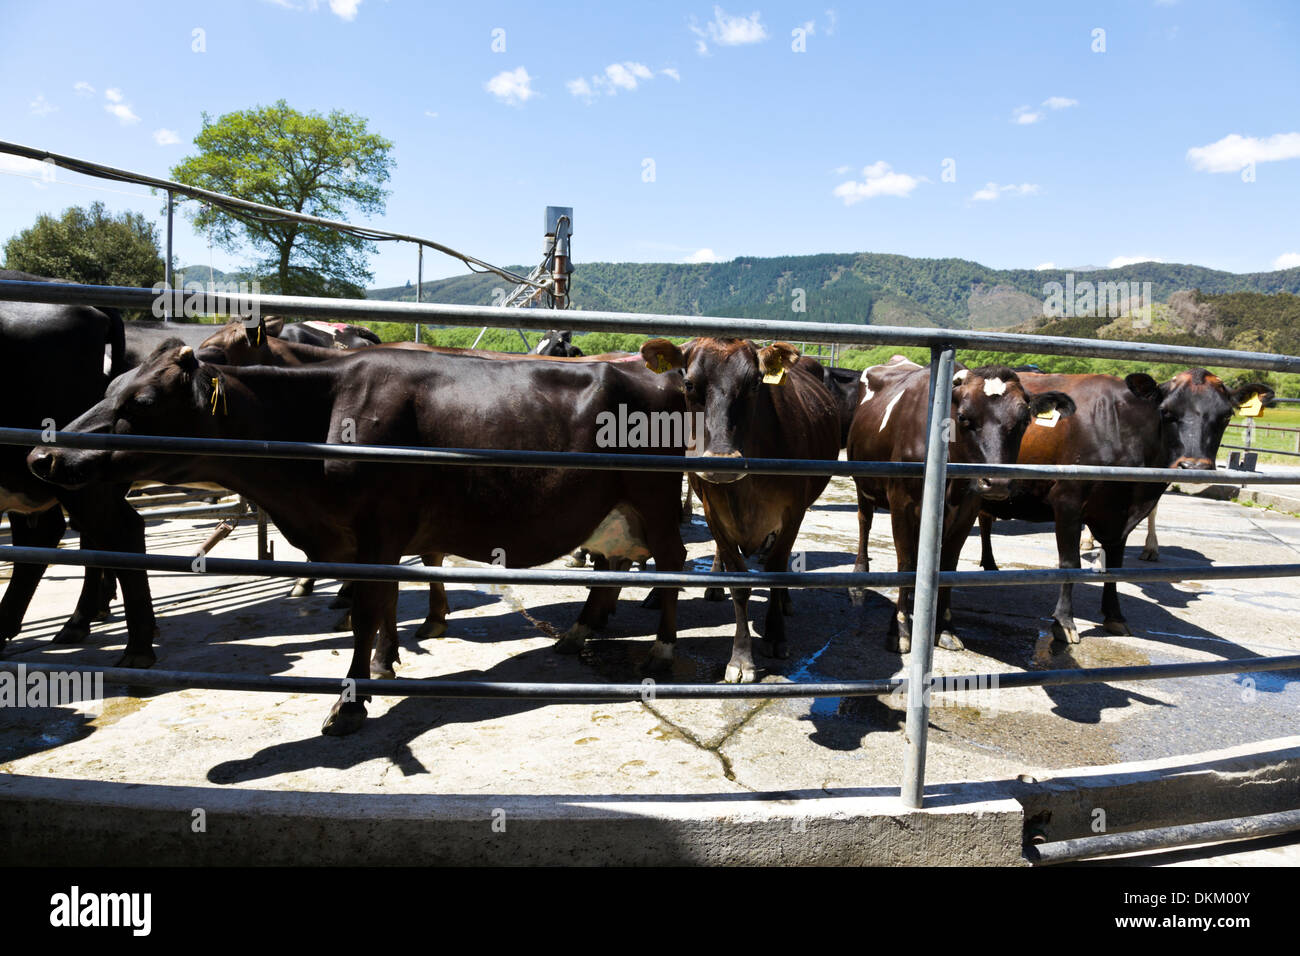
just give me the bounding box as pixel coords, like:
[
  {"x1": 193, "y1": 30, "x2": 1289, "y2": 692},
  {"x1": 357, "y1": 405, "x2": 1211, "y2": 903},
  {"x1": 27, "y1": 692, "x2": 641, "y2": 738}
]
[{"x1": 3, "y1": 281, "x2": 1300, "y2": 815}]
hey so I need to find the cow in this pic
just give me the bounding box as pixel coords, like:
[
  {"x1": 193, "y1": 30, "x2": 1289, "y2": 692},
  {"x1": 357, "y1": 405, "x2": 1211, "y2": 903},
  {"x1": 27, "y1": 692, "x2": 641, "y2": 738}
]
[
  {"x1": 30, "y1": 344, "x2": 689, "y2": 735},
  {"x1": 977, "y1": 368, "x2": 1272, "y2": 643},
  {"x1": 848, "y1": 356, "x2": 1075, "y2": 653},
  {"x1": 275, "y1": 319, "x2": 381, "y2": 350},
  {"x1": 534, "y1": 330, "x2": 583, "y2": 357},
  {"x1": 638, "y1": 337, "x2": 840, "y2": 682},
  {"x1": 0, "y1": 270, "x2": 158, "y2": 664}
]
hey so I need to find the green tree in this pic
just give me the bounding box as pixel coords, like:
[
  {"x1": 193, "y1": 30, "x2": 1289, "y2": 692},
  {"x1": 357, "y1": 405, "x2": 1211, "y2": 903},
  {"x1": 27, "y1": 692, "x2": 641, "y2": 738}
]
[
  {"x1": 3, "y1": 201, "x2": 164, "y2": 288},
  {"x1": 170, "y1": 100, "x2": 395, "y2": 295}
]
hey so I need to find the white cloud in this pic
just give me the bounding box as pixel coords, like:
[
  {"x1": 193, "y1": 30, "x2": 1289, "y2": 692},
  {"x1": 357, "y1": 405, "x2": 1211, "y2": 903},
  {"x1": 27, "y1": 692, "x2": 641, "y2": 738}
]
[
  {"x1": 970, "y1": 182, "x2": 1040, "y2": 202},
  {"x1": 1043, "y1": 96, "x2": 1078, "y2": 110},
  {"x1": 29, "y1": 94, "x2": 57, "y2": 116},
  {"x1": 1012, "y1": 105, "x2": 1042, "y2": 125},
  {"x1": 825, "y1": 8, "x2": 838, "y2": 35},
  {"x1": 684, "y1": 248, "x2": 724, "y2": 263},
  {"x1": 568, "y1": 62, "x2": 667, "y2": 101},
  {"x1": 831, "y1": 164, "x2": 851, "y2": 175},
  {"x1": 0, "y1": 154, "x2": 54, "y2": 189},
  {"x1": 1034, "y1": 262, "x2": 1057, "y2": 270},
  {"x1": 103, "y1": 88, "x2": 140, "y2": 125},
  {"x1": 1186, "y1": 132, "x2": 1300, "y2": 173},
  {"x1": 104, "y1": 87, "x2": 123, "y2": 103},
  {"x1": 833, "y1": 161, "x2": 924, "y2": 205},
  {"x1": 486, "y1": 67, "x2": 536, "y2": 106},
  {"x1": 799, "y1": 19, "x2": 816, "y2": 36},
  {"x1": 690, "y1": 6, "x2": 768, "y2": 54},
  {"x1": 1107, "y1": 255, "x2": 1164, "y2": 268},
  {"x1": 424, "y1": 110, "x2": 439, "y2": 119},
  {"x1": 1273, "y1": 252, "x2": 1300, "y2": 270},
  {"x1": 73, "y1": 81, "x2": 95, "y2": 96},
  {"x1": 661, "y1": 67, "x2": 680, "y2": 81},
  {"x1": 153, "y1": 128, "x2": 180, "y2": 145},
  {"x1": 328, "y1": 0, "x2": 361, "y2": 19}
]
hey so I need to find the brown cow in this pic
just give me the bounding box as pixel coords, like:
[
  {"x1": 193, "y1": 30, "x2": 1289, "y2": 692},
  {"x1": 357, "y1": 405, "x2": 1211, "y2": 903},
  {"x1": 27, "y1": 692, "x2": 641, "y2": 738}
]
[
  {"x1": 978, "y1": 368, "x2": 1272, "y2": 643},
  {"x1": 639, "y1": 337, "x2": 840, "y2": 682},
  {"x1": 31, "y1": 344, "x2": 689, "y2": 735},
  {"x1": 849, "y1": 357, "x2": 1075, "y2": 653}
]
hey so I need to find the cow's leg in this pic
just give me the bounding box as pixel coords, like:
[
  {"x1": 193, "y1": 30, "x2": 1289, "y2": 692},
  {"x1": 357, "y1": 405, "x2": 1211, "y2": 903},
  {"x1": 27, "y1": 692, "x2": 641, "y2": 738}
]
[
  {"x1": 978, "y1": 511, "x2": 998, "y2": 571},
  {"x1": 289, "y1": 577, "x2": 315, "y2": 597},
  {"x1": 322, "y1": 579, "x2": 388, "y2": 735},
  {"x1": 759, "y1": 522, "x2": 802, "y2": 660},
  {"x1": 641, "y1": 517, "x2": 685, "y2": 674},
  {"x1": 79, "y1": 493, "x2": 157, "y2": 667},
  {"x1": 415, "y1": 553, "x2": 449, "y2": 640},
  {"x1": 564, "y1": 548, "x2": 589, "y2": 569},
  {"x1": 371, "y1": 590, "x2": 401, "y2": 678},
  {"x1": 719, "y1": 542, "x2": 756, "y2": 682},
  {"x1": 93, "y1": 569, "x2": 118, "y2": 620},
  {"x1": 555, "y1": 555, "x2": 622, "y2": 655},
  {"x1": 680, "y1": 478, "x2": 694, "y2": 524},
  {"x1": 1100, "y1": 540, "x2": 1132, "y2": 636},
  {"x1": 703, "y1": 549, "x2": 727, "y2": 601},
  {"x1": 0, "y1": 506, "x2": 65, "y2": 646},
  {"x1": 887, "y1": 503, "x2": 918, "y2": 654},
  {"x1": 1140, "y1": 506, "x2": 1159, "y2": 562},
  {"x1": 849, "y1": 481, "x2": 874, "y2": 607},
  {"x1": 934, "y1": 514, "x2": 968, "y2": 651},
  {"x1": 1050, "y1": 511, "x2": 1085, "y2": 645},
  {"x1": 330, "y1": 580, "x2": 354, "y2": 610}
]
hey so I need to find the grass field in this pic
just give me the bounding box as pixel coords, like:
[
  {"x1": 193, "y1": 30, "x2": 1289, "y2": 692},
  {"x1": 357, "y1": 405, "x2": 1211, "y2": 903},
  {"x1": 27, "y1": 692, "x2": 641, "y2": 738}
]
[{"x1": 1223, "y1": 405, "x2": 1300, "y2": 464}]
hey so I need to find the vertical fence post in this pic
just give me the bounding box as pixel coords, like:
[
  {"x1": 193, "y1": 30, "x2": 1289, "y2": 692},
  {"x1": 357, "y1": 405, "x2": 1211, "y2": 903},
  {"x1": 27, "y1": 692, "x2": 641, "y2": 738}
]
[
  {"x1": 900, "y1": 344, "x2": 957, "y2": 809},
  {"x1": 415, "y1": 244, "x2": 423, "y2": 344},
  {"x1": 164, "y1": 190, "x2": 174, "y2": 321}
]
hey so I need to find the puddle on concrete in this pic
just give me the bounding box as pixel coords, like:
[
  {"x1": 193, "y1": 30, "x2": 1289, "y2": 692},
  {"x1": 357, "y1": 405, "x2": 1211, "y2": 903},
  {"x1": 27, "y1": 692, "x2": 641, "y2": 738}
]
[{"x1": 89, "y1": 695, "x2": 147, "y2": 729}]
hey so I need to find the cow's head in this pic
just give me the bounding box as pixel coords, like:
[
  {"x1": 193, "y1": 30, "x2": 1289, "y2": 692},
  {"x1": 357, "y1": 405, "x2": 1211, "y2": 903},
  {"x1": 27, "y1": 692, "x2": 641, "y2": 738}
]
[
  {"x1": 535, "y1": 329, "x2": 581, "y2": 357},
  {"x1": 29, "y1": 343, "x2": 228, "y2": 489},
  {"x1": 951, "y1": 366, "x2": 1076, "y2": 500},
  {"x1": 197, "y1": 316, "x2": 284, "y2": 366},
  {"x1": 1127, "y1": 368, "x2": 1273, "y2": 469},
  {"x1": 640, "y1": 337, "x2": 800, "y2": 484}
]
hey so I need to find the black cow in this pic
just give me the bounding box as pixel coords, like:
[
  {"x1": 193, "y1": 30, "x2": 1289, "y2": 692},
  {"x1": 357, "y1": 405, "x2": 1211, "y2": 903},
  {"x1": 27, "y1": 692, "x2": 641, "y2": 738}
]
[
  {"x1": 32, "y1": 345, "x2": 688, "y2": 734},
  {"x1": 534, "y1": 330, "x2": 583, "y2": 357},
  {"x1": 979, "y1": 368, "x2": 1272, "y2": 643},
  {"x1": 275, "y1": 319, "x2": 381, "y2": 350}
]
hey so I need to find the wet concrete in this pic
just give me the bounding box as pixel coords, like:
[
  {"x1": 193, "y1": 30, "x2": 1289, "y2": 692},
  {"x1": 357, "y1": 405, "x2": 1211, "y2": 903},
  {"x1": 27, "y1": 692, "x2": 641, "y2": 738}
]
[{"x1": 1, "y1": 479, "x2": 1298, "y2": 862}]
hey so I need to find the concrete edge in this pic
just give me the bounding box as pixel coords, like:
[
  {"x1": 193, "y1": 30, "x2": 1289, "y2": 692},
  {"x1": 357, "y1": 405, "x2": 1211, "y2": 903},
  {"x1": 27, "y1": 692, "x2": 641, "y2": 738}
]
[
  {"x1": 0, "y1": 774, "x2": 1025, "y2": 866},
  {"x1": 1011, "y1": 735, "x2": 1300, "y2": 844}
]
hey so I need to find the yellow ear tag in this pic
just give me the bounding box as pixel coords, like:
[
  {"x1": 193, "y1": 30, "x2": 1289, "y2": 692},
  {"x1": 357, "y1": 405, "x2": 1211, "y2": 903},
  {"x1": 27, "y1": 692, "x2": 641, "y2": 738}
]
[
  {"x1": 1033, "y1": 408, "x2": 1061, "y2": 428},
  {"x1": 1236, "y1": 394, "x2": 1264, "y2": 418},
  {"x1": 762, "y1": 367, "x2": 787, "y2": 386},
  {"x1": 646, "y1": 354, "x2": 672, "y2": 374}
]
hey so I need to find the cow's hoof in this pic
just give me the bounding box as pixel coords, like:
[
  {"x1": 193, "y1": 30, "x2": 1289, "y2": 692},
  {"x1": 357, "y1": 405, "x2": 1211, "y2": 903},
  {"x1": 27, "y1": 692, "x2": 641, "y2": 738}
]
[
  {"x1": 703, "y1": 586, "x2": 726, "y2": 602},
  {"x1": 1139, "y1": 548, "x2": 1159, "y2": 562},
  {"x1": 321, "y1": 701, "x2": 367, "y2": 736},
  {"x1": 564, "y1": 551, "x2": 587, "y2": 568},
  {"x1": 980, "y1": 562, "x2": 999, "y2": 572},
  {"x1": 115, "y1": 650, "x2": 156, "y2": 669},
  {"x1": 53, "y1": 620, "x2": 91, "y2": 644},
  {"x1": 333, "y1": 611, "x2": 352, "y2": 632},
  {"x1": 1103, "y1": 618, "x2": 1131, "y2": 636},
  {"x1": 847, "y1": 587, "x2": 867, "y2": 607},
  {"x1": 329, "y1": 593, "x2": 352, "y2": 610},
  {"x1": 723, "y1": 659, "x2": 757, "y2": 683},
  {"x1": 937, "y1": 630, "x2": 965, "y2": 651},
  {"x1": 289, "y1": 579, "x2": 314, "y2": 598},
  {"x1": 93, "y1": 607, "x2": 113, "y2": 623},
  {"x1": 0, "y1": 620, "x2": 19, "y2": 644},
  {"x1": 888, "y1": 633, "x2": 912, "y2": 654},
  {"x1": 554, "y1": 624, "x2": 592, "y2": 655},
  {"x1": 370, "y1": 661, "x2": 396, "y2": 679},
  {"x1": 415, "y1": 618, "x2": 447, "y2": 640},
  {"x1": 1050, "y1": 620, "x2": 1081, "y2": 645},
  {"x1": 643, "y1": 641, "x2": 675, "y2": 674}
]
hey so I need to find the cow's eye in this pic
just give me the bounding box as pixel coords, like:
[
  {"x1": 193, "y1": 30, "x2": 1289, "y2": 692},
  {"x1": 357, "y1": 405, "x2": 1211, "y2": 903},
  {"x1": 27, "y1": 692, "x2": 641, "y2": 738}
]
[{"x1": 959, "y1": 415, "x2": 974, "y2": 430}]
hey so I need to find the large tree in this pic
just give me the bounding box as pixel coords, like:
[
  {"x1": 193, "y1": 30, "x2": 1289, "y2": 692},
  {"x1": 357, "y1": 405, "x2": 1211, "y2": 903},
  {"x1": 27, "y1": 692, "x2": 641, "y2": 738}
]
[
  {"x1": 171, "y1": 100, "x2": 395, "y2": 295},
  {"x1": 3, "y1": 201, "x2": 165, "y2": 288}
]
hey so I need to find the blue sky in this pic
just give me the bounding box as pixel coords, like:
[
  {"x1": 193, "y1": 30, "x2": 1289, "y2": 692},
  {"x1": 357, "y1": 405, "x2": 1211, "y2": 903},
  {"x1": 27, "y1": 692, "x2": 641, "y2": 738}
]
[{"x1": 2, "y1": 0, "x2": 1298, "y2": 287}]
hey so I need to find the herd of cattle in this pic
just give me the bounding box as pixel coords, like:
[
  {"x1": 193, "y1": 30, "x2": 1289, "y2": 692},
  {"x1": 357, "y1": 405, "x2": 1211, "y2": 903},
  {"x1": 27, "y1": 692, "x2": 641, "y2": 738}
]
[{"x1": 0, "y1": 269, "x2": 1274, "y2": 735}]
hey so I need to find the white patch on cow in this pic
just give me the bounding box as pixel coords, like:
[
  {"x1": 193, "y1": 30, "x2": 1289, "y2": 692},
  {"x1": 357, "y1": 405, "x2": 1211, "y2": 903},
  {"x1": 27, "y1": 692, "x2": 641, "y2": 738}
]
[
  {"x1": 983, "y1": 377, "x2": 1007, "y2": 396},
  {"x1": 649, "y1": 641, "x2": 674, "y2": 662},
  {"x1": 879, "y1": 391, "x2": 904, "y2": 432},
  {"x1": 859, "y1": 368, "x2": 875, "y2": 404},
  {"x1": 578, "y1": 502, "x2": 652, "y2": 563},
  {"x1": 953, "y1": 369, "x2": 970, "y2": 384}
]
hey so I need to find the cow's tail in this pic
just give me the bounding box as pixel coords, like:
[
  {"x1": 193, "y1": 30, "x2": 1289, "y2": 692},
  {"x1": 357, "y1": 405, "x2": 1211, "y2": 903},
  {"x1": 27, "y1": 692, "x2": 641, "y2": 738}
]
[{"x1": 104, "y1": 306, "x2": 128, "y2": 379}]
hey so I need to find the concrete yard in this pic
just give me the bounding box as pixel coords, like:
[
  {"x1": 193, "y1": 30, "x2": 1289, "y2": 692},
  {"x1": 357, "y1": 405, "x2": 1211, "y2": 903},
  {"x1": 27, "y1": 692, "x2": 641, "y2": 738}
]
[{"x1": 1, "y1": 475, "x2": 1299, "y2": 865}]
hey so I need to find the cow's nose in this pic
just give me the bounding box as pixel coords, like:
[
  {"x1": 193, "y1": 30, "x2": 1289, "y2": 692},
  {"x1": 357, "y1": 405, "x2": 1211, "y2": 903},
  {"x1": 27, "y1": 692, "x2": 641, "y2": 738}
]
[
  {"x1": 1176, "y1": 458, "x2": 1213, "y2": 470},
  {"x1": 28, "y1": 448, "x2": 57, "y2": 481},
  {"x1": 975, "y1": 478, "x2": 1011, "y2": 501}
]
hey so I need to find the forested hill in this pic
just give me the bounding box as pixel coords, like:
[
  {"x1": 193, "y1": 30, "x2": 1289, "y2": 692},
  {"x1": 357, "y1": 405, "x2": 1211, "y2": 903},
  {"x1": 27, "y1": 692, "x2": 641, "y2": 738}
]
[{"x1": 366, "y1": 252, "x2": 1300, "y2": 331}]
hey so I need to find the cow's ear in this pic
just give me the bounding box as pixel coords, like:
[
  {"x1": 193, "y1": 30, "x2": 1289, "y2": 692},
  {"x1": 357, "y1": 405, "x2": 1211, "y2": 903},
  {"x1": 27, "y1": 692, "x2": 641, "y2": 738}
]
[
  {"x1": 1125, "y1": 373, "x2": 1161, "y2": 403},
  {"x1": 264, "y1": 316, "x2": 285, "y2": 337},
  {"x1": 243, "y1": 316, "x2": 269, "y2": 347},
  {"x1": 758, "y1": 342, "x2": 801, "y2": 385},
  {"x1": 176, "y1": 345, "x2": 200, "y2": 376},
  {"x1": 641, "y1": 338, "x2": 685, "y2": 374},
  {"x1": 1029, "y1": 390, "x2": 1077, "y2": 418},
  {"x1": 952, "y1": 368, "x2": 971, "y2": 385},
  {"x1": 1231, "y1": 383, "x2": 1274, "y2": 410}
]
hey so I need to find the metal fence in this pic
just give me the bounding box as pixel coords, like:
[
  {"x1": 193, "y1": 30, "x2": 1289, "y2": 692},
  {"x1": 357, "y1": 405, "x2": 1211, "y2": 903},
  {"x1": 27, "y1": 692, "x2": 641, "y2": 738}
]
[{"x1": 4, "y1": 278, "x2": 1300, "y2": 819}]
